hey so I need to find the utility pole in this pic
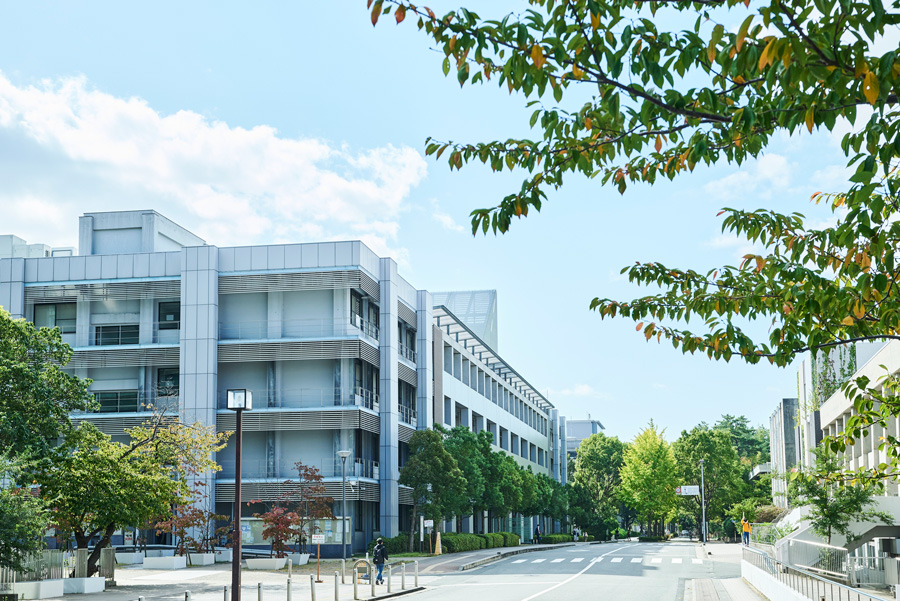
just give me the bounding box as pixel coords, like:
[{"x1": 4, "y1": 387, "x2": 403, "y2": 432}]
[{"x1": 699, "y1": 459, "x2": 707, "y2": 544}]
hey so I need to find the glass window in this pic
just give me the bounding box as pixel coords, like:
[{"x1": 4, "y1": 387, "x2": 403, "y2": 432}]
[
  {"x1": 95, "y1": 324, "x2": 139, "y2": 345},
  {"x1": 94, "y1": 390, "x2": 139, "y2": 413},
  {"x1": 34, "y1": 303, "x2": 76, "y2": 334},
  {"x1": 158, "y1": 302, "x2": 180, "y2": 330},
  {"x1": 157, "y1": 367, "x2": 179, "y2": 396}
]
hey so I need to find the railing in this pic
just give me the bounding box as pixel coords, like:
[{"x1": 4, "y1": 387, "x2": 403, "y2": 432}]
[
  {"x1": 850, "y1": 556, "x2": 888, "y2": 587},
  {"x1": 398, "y1": 404, "x2": 417, "y2": 425},
  {"x1": 743, "y1": 546, "x2": 889, "y2": 601},
  {"x1": 785, "y1": 538, "x2": 851, "y2": 581},
  {"x1": 0, "y1": 550, "x2": 66, "y2": 591},
  {"x1": 81, "y1": 322, "x2": 181, "y2": 346},
  {"x1": 219, "y1": 316, "x2": 380, "y2": 341},
  {"x1": 399, "y1": 342, "x2": 417, "y2": 363},
  {"x1": 217, "y1": 457, "x2": 379, "y2": 479},
  {"x1": 215, "y1": 388, "x2": 378, "y2": 411},
  {"x1": 350, "y1": 314, "x2": 379, "y2": 340},
  {"x1": 72, "y1": 392, "x2": 179, "y2": 415}
]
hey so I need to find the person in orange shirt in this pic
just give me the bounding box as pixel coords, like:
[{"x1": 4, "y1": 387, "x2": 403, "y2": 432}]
[{"x1": 741, "y1": 518, "x2": 751, "y2": 545}]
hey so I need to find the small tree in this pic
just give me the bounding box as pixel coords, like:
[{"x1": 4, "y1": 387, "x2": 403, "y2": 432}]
[
  {"x1": 155, "y1": 484, "x2": 227, "y2": 557},
  {"x1": 790, "y1": 447, "x2": 892, "y2": 545},
  {"x1": 0, "y1": 454, "x2": 48, "y2": 571},
  {"x1": 253, "y1": 499, "x2": 299, "y2": 558},
  {"x1": 279, "y1": 462, "x2": 333, "y2": 553}
]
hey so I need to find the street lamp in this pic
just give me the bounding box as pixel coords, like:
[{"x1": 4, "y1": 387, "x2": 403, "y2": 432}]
[
  {"x1": 699, "y1": 459, "x2": 707, "y2": 544},
  {"x1": 227, "y1": 389, "x2": 253, "y2": 601},
  {"x1": 337, "y1": 449, "x2": 351, "y2": 560}
]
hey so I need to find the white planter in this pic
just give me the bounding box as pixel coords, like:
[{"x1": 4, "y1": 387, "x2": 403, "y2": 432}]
[
  {"x1": 63, "y1": 577, "x2": 106, "y2": 594},
  {"x1": 188, "y1": 552, "x2": 216, "y2": 566},
  {"x1": 143, "y1": 555, "x2": 187, "y2": 570},
  {"x1": 287, "y1": 553, "x2": 311, "y2": 566},
  {"x1": 115, "y1": 551, "x2": 144, "y2": 565},
  {"x1": 12, "y1": 579, "x2": 64, "y2": 599},
  {"x1": 245, "y1": 557, "x2": 287, "y2": 570},
  {"x1": 145, "y1": 549, "x2": 175, "y2": 558},
  {"x1": 215, "y1": 548, "x2": 234, "y2": 563}
]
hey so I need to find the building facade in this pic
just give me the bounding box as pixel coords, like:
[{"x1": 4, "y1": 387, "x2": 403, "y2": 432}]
[
  {"x1": 565, "y1": 418, "x2": 606, "y2": 458},
  {"x1": 0, "y1": 210, "x2": 566, "y2": 552},
  {"x1": 769, "y1": 398, "x2": 800, "y2": 508}
]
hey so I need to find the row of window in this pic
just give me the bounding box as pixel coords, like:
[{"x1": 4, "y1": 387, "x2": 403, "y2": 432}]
[{"x1": 33, "y1": 302, "x2": 181, "y2": 342}]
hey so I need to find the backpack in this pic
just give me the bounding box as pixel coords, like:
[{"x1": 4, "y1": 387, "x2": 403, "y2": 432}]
[{"x1": 373, "y1": 544, "x2": 387, "y2": 563}]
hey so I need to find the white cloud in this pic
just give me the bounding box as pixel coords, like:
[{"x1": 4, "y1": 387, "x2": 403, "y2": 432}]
[
  {"x1": 0, "y1": 73, "x2": 428, "y2": 257},
  {"x1": 550, "y1": 384, "x2": 609, "y2": 399},
  {"x1": 703, "y1": 152, "x2": 795, "y2": 204},
  {"x1": 430, "y1": 199, "x2": 465, "y2": 233}
]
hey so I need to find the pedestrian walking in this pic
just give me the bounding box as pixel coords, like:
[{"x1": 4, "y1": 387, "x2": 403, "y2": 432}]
[
  {"x1": 373, "y1": 537, "x2": 388, "y2": 584},
  {"x1": 533, "y1": 524, "x2": 541, "y2": 545},
  {"x1": 741, "y1": 516, "x2": 751, "y2": 546}
]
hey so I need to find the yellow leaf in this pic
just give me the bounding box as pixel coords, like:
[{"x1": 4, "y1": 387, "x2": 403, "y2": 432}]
[
  {"x1": 590, "y1": 12, "x2": 600, "y2": 31},
  {"x1": 395, "y1": 5, "x2": 406, "y2": 24},
  {"x1": 655, "y1": 135, "x2": 662, "y2": 153},
  {"x1": 449, "y1": 35, "x2": 457, "y2": 52},
  {"x1": 853, "y1": 301, "x2": 866, "y2": 320},
  {"x1": 856, "y1": 60, "x2": 870, "y2": 78},
  {"x1": 636, "y1": 322, "x2": 644, "y2": 331},
  {"x1": 572, "y1": 64, "x2": 584, "y2": 78},
  {"x1": 782, "y1": 43, "x2": 792, "y2": 68},
  {"x1": 584, "y1": 117, "x2": 593, "y2": 130},
  {"x1": 805, "y1": 106, "x2": 815, "y2": 133},
  {"x1": 531, "y1": 44, "x2": 546, "y2": 69},
  {"x1": 758, "y1": 37, "x2": 776, "y2": 72},
  {"x1": 733, "y1": 75, "x2": 746, "y2": 84},
  {"x1": 736, "y1": 15, "x2": 753, "y2": 52},
  {"x1": 755, "y1": 256, "x2": 765, "y2": 273},
  {"x1": 707, "y1": 44, "x2": 717, "y2": 63},
  {"x1": 864, "y1": 71, "x2": 879, "y2": 105}
]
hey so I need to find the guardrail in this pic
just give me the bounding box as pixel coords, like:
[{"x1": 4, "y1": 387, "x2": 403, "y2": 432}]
[
  {"x1": 743, "y1": 546, "x2": 889, "y2": 601},
  {"x1": 785, "y1": 538, "x2": 851, "y2": 581}
]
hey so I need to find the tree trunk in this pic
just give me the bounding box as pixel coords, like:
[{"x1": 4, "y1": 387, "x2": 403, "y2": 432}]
[
  {"x1": 408, "y1": 504, "x2": 418, "y2": 553},
  {"x1": 87, "y1": 524, "x2": 117, "y2": 577}
]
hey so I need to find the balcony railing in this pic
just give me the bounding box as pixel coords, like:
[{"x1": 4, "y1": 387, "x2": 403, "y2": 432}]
[
  {"x1": 219, "y1": 317, "x2": 380, "y2": 342},
  {"x1": 350, "y1": 314, "x2": 379, "y2": 340},
  {"x1": 83, "y1": 322, "x2": 180, "y2": 346},
  {"x1": 217, "y1": 457, "x2": 379, "y2": 480},
  {"x1": 215, "y1": 387, "x2": 379, "y2": 411},
  {"x1": 399, "y1": 342, "x2": 417, "y2": 363},
  {"x1": 398, "y1": 404, "x2": 417, "y2": 425},
  {"x1": 73, "y1": 392, "x2": 180, "y2": 414}
]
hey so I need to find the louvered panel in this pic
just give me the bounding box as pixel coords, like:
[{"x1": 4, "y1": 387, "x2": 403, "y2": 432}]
[
  {"x1": 397, "y1": 302, "x2": 417, "y2": 327},
  {"x1": 398, "y1": 363, "x2": 417, "y2": 386},
  {"x1": 68, "y1": 346, "x2": 180, "y2": 368},
  {"x1": 216, "y1": 481, "x2": 379, "y2": 503},
  {"x1": 398, "y1": 424, "x2": 415, "y2": 443},
  {"x1": 359, "y1": 412, "x2": 379, "y2": 434},
  {"x1": 360, "y1": 340, "x2": 379, "y2": 366},
  {"x1": 219, "y1": 271, "x2": 359, "y2": 294},
  {"x1": 217, "y1": 409, "x2": 363, "y2": 432},
  {"x1": 71, "y1": 414, "x2": 174, "y2": 436},
  {"x1": 218, "y1": 340, "x2": 361, "y2": 363},
  {"x1": 25, "y1": 280, "x2": 180, "y2": 303},
  {"x1": 359, "y1": 272, "x2": 379, "y2": 299},
  {"x1": 398, "y1": 485, "x2": 413, "y2": 506}
]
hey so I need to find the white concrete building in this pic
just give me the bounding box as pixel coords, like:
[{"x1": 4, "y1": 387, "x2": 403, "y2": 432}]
[
  {"x1": 565, "y1": 418, "x2": 605, "y2": 458},
  {"x1": 0, "y1": 210, "x2": 566, "y2": 553}
]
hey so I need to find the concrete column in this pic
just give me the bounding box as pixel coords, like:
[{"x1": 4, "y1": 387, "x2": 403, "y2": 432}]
[
  {"x1": 75, "y1": 298, "x2": 90, "y2": 347},
  {"x1": 78, "y1": 216, "x2": 94, "y2": 256},
  {"x1": 416, "y1": 291, "x2": 433, "y2": 431},
  {"x1": 141, "y1": 212, "x2": 159, "y2": 253},
  {"x1": 139, "y1": 298, "x2": 154, "y2": 344},
  {"x1": 267, "y1": 291, "x2": 283, "y2": 339},
  {"x1": 378, "y1": 258, "x2": 400, "y2": 537},
  {"x1": 0, "y1": 258, "x2": 25, "y2": 318}
]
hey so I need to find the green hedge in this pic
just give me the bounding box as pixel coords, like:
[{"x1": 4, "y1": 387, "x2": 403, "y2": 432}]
[
  {"x1": 499, "y1": 532, "x2": 520, "y2": 547},
  {"x1": 540, "y1": 534, "x2": 574, "y2": 544},
  {"x1": 637, "y1": 535, "x2": 670, "y2": 542},
  {"x1": 367, "y1": 533, "x2": 409, "y2": 555},
  {"x1": 477, "y1": 533, "x2": 505, "y2": 548},
  {"x1": 581, "y1": 534, "x2": 595, "y2": 542},
  {"x1": 441, "y1": 533, "x2": 483, "y2": 553},
  {"x1": 367, "y1": 531, "x2": 521, "y2": 555}
]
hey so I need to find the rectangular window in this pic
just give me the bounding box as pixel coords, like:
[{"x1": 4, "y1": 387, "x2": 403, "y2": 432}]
[
  {"x1": 95, "y1": 324, "x2": 139, "y2": 345},
  {"x1": 94, "y1": 390, "x2": 139, "y2": 413},
  {"x1": 158, "y1": 301, "x2": 180, "y2": 330},
  {"x1": 156, "y1": 367, "x2": 180, "y2": 396},
  {"x1": 34, "y1": 303, "x2": 76, "y2": 334}
]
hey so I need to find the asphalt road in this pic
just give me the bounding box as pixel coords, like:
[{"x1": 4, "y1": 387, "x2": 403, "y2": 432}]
[{"x1": 410, "y1": 542, "x2": 745, "y2": 601}]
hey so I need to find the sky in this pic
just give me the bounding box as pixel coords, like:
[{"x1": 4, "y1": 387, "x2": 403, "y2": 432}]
[{"x1": 0, "y1": 1, "x2": 865, "y2": 442}]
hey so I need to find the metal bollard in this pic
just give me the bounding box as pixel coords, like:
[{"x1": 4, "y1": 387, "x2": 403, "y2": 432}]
[
  {"x1": 139, "y1": 597, "x2": 145, "y2": 601},
  {"x1": 334, "y1": 572, "x2": 339, "y2": 601},
  {"x1": 387, "y1": 565, "x2": 392, "y2": 593},
  {"x1": 224, "y1": 587, "x2": 229, "y2": 601},
  {"x1": 353, "y1": 567, "x2": 358, "y2": 601},
  {"x1": 287, "y1": 579, "x2": 292, "y2": 601},
  {"x1": 401, "y1": 563, "x2": 406, "y2": 590},
  {"x1": 414, "y1": 561, "x2": 418, "y2": 587},
  {"x1": 186, "y1": 592, "x2": 192, "y2": 601},
  {"x1": 341, "y1": 559, "x2": 345, "y2": 584},
  {"x1": 310, "y1": 575, "x2": 316, "y2": 601},
  {"x1": 259, "y1": 582, "x2": 263, "y2": 601},
  {"x1": 370, "y1": 564, "x2": 375, "y2": 598},
  {"x1": 288, "y1": 559, "x2": 293, "y2": 579}
]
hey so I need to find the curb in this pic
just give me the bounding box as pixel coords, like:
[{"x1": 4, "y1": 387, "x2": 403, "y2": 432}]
[
  {"x1": 369, "y1": 586, "x2": 426, "y2": 600},
  {"x1": 458, "y1": 544, "x2": 576, "y2": 571},
  {"x1": 589, "y1": 538, "x2": 637, "y2": 545}
]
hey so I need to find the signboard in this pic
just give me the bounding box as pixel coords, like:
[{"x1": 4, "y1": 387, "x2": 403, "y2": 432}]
[
  {"x1": 675, "y1": 485, "x2": 700, "y2": 496},
  {"x1": 311, "y1": 534, "x2": 326, "y2": 544},
  {"x1": 424, "y1": 520, "x2": 434, "y2": 528},
  {"x1": 124, "y1": 531, "x2": 135, "y2": 545}
]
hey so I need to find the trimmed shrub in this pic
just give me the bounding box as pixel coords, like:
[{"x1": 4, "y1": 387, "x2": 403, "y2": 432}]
[
  {"x1": 637, "y1": 535, "x2": 669, "y2": 542},
  {"x1": 582, "y1": 534, "x2": 595, "y2": 542},
  {"x1": 367, "y1": 533, "x2": 408, "y2": 555},
  {"x1": 540, "y1": 534, "x2": 574, "y2": 544},
  {"x1": 441, "y1": 533, "x2": 483, "y2": 553},
  {"x1": 497, "y1": 532, "x2": 520, "y2": 547},
  {"x1": 477, "y1": 533, "x2": 504, "y2": 548}
]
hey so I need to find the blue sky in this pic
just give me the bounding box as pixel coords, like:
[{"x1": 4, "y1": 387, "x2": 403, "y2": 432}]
[{"x1": 0, "y1": 1, "x2": 865, "y2": 441}]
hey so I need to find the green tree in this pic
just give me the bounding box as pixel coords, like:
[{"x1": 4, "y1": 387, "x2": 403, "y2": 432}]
[
  {"x1": 0, "y1": 308, "x2": 93, "y2": 458},
  {"x1": 36, "y1": 415, "x2": 228, "y2": 576},
  {"x1": 672, "y1": 426, "x2": 745, "y2": 529},
  {"x1": 620, "y1": 423, "x2": 678, "y2": 535},
  {"x1": 714, "y1": 415, "x2": 769, "y2": 462},
  {"x1": 790, "y1": 447, "x2": 893, "y2": 544},
  {"x1": 571, "y1": 433, "x2": 626, "y2": 538},
  {"x1": 0, "y1": 454, "x2": 48, "y2": 571},
  {"x1": 399, "y1": 429, "x2": 466, "y2": 550},
  {"x1": 440, "y1": 425, "x2": 487, "y2": 526}
]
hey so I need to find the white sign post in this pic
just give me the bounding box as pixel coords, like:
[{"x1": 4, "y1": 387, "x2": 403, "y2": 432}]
[{"x1": 675, "y1": 485, "x2": 700, "y2": 496}]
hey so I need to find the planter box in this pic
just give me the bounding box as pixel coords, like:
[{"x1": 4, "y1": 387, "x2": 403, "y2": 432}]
[
  {"x1": 245, "y1": 557, "x2": 287, "y2": 570},
  {"x1": 143, "y1": 556, "x2": 187, "y2": 570},
  {"x1": 188, "y1": 553, "x2": 215, "y2": 566},
  {"x1": 115, "y1": 551, "x2": 144, "y2": 565},
  {"x1": 12, "y1": 579, "x2": 64, "y2": 599},
  {"x1": 215, "y1": 548, "x2": 233, "y2": 563},
  {"x1": 145, "y1": 549, "x2": 175, "y2": 558},
  {"x1": 64, "y1": 577, "x2": 106, "y2": 594},
  {"x1": 287, "y1": 553, "x2": 311, "y2": 566}
]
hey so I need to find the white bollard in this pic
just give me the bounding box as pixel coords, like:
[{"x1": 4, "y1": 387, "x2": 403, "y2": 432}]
[
  {"x1": 258, "y1": 582, "x2": 263, "y2": 601},
  {"x1": 288, "y1": 559, "x2": 293, "y2": 579},
  {"x1": 401, "y1": 563, "x2": 406, "y2": 590},
  {"x1": 310, "y1": 575, "x2": 316, "y2": 601},
  {"x1": 287, "y1": 579, "x2": 292, "y2": 601},
  {"x1": 387, "y1": 565, "x2": 392, "y2": 593},
  {"x1": 353, "y1": 567, "x2": 358, "y2": 600},
  {"x1": 341, "y1": 559, "x2": 345, "y2": 584},
  {"x1": 370, "y1": 563, "x2": 375, "y2": 598},
  {"x1": 140, "y1": 597, "x2": 145, "y2": 601},
  {"x1": 186, "y1": 591, "x2": 192, "y2": 601},
  {"x1": 334, "y1": 572, "x2": 339, "y2": 601},
  {"x1": 224, "y1": 587, "x2": 229, "y2": 601},
  {"x1": 414, "y1": 561, "x2": 418, "y2": 587}
]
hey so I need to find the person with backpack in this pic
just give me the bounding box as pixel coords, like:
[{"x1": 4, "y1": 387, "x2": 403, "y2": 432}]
[{"x1": 373, "y1": 537, "x2": 388, "y2": 584}]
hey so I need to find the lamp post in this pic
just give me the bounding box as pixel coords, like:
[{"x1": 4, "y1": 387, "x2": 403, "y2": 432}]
[
  {"x1": 337, "y1": 450, "x2": 351, "y2": 560},
  {"x1": 699, "y1": 459, "x2": 707, "y2": 544},
  {"x1": 227, "y1": 389, "x2": 253, "y2": 601}
]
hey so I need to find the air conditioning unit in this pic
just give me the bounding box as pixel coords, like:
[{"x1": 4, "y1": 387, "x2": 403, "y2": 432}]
[{"x1": 883, "y1": 557, "x2": 900, "y2": 585}]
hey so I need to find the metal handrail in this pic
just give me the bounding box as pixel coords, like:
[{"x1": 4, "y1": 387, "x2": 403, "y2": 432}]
[{"x1": 743, "y1": 546, "x2": 890, "y2": 601}]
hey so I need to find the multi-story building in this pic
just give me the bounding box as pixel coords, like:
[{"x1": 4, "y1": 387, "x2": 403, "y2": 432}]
[
  {"x1": 565, "y1": 418, "x2": 606, "y2": 458},
  {"x1": 0, "y1": 210, "x2": 566, "y2": 553},
  {"x1": 769, "y1": 398, "x2": 800, "y2": 508}
]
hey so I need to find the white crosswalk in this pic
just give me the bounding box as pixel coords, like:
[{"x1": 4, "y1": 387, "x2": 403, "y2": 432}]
[{"x1": 512, "y1": 557, "x2": 704, "y2": 566}]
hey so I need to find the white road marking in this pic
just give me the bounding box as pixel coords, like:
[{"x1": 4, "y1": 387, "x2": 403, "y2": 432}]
[
  {"x1": 630, "y1": 558, "x2": 642, "y2": 563},
  {"x1": 692, "y1": 559, "x2": 703, "y2": 564},
  {"x1": 512, "y1": 559, "x2": 527, "y2": 564},
  {"x1": 611, "y1": 557, "x2": 623, "y2": 563},
  {"x1": 672, "y1": 558, "x2": 682, "y2": 564},
  {"x1": 520, "y1": 544, "x2": 636, "y2": 601},
  {"x1": 532, "y1": 558, "x2": 546, "y2": 563},
  {"x1": 590, "y1": 558, "x2": 603, "y2": 563},
  {"x1": 551, "y1": 559, "x2": 565, "y2": 563},
  {"x1": 651, "y1": 558, "x2": 662, "y2": 564},
  {"x1": 571, "y1": 558, "x2": 584, "y2": 563}
]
